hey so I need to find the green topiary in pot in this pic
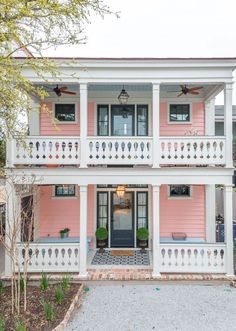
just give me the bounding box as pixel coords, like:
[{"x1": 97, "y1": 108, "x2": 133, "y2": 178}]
[
  {"x1": 137, "y1": 227, "x2": 149, "y2": 253},
  {"x1": 95, "y1": 227, "x2": 108, "y2": 253}
]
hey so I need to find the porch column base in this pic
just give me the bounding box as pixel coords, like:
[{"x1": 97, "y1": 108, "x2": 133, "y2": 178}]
[
  {"x1": 152, "y1": 272, "x2": 161, "y2": 279},
  {"x1": 78, "y1": 272, "x2": 89, "y2": 280}
]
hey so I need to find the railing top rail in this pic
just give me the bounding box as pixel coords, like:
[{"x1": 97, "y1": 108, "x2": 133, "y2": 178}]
[
  {"x1": 16, "y1": 242, "x2": 80, "y2": 247},
  {"x1": 13, "y1": 136, "x2": 81, "y2": 140},
  {"x1": 160, "y1": 243, "x2": 226, "y2": 247},
  {"x1": 160, "y1": 136, "x2": 226, "y2": 140},
  {"x1": 87, "y1": 136, "x2": 152, "y2": 140}
]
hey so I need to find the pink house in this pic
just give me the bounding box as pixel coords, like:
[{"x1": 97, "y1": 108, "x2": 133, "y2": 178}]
[{"x1": 3, "y1": 57, "x2": 236, "y2": 280}]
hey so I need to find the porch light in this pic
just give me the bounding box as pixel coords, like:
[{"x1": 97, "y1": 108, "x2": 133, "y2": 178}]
[
  {"x1": 118, "y1": 85, "x2": 129, "y2": 104},
  {"x1": 116, "y1": 185, "x2": 126, "y2": 198}
]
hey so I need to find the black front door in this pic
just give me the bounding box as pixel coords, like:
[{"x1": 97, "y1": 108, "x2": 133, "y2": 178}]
[{"x1": 111, "y1": 192, "x2": 134, "y2": 247}]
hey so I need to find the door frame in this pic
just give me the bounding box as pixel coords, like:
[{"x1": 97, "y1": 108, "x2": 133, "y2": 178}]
[
  {"x1": 110, "y1": 104, "x2": 135, "y2": 136},
  {"x1": 96, "y1": 186, "x2": 150, "y2": 249},
  {"x1": 110, "y1": 191, "x2": 135, "y2": 248}
]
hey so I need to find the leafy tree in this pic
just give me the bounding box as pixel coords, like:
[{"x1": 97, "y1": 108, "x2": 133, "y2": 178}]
[{"x1": 0, "y1": 0, "x2": 115, "y2": 139}]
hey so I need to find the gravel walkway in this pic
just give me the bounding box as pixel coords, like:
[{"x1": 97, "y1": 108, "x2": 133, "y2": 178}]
[{"x1": 65, "y1": 284, "x2": 236, "y2": 331}]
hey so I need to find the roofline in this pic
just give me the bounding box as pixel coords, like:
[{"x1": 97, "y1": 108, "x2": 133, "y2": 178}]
[{"x1": 13, "y1": 56, "x2": 236, "y2": 61}]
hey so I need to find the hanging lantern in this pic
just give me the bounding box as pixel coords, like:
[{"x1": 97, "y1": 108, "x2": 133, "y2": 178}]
[
  {"x1": 118, "y1": 85, "x2": 129, "y2": 104},
  {"x1": 116, "y1": 185, "x2": 126, "y2": 198}
]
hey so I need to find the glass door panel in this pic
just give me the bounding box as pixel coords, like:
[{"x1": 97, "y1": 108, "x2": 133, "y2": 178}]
[{"x1": 111, "y1": 105, "x2": 135, "y2": 136}]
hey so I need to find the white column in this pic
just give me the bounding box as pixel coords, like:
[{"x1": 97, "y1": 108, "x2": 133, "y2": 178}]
[
  {"x1": 152, "y1": 83, "x2": 160, "y2": 168},
  {"x1": 152, "y1": 185, "x2": 161, "y2": 278},
  {"x1": 79, "y1": 185, "x2": 88, "y2": 279},
  {"x1": 5, "y1": 138, "x2": 15, "y2": 168},
  {"x1": 224, "y1": 83, "x2": 233, "y2": 168},
  {"x1": 205, "y1": 185, "x2": 216, "y2": 243},
  {"x1": 80, "y1": 83, "x2": 88, "y2": 168},
  {"x1": 29, "y1": 99, "x2": 40, "y2": 135},
  {"x1": 224, "y1": 185, "x2": 234, "y2": 277}
]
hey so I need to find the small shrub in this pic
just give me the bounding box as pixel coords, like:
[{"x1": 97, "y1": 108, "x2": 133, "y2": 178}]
[
  {"x1": 95, "y1": 227, "x2": 108, "y2": 240},
  {"x1": 40, "y1": 273, "x2": 49, "y2": 291},
  {"x1": 137, "y1": 227, "x2": 149, "y2": 241},
  {"x1": 54, "y1": 286, "x2": 64, "y2": 305},
  {"x1": 0, "y1": 316, "x2": 5, "y2": 331},
  {"x1": 41, "y1": 300, "x2": 55, "y2": 322},
  {"x1": 0, "y1": 280, "x2": 4, "y2": 294},
  {"x1": 15, "y1": 318, "x2": 27, "y2": 331},
  {"x1": 61, "y1": 274, "x2": 71, "y2": 292},
  {"x1": 19, "y1": 277, "x2": 25, "y2": 291}
]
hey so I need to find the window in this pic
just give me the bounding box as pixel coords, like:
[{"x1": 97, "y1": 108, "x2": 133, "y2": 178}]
[
  {"x1": 55, "y1": 185, "x2": 76, "y2": 197},
  {"x1": 55, "y1": 104, "x2": 76, "y2": 122},
  {"x1": 137, "y1": 192, "x2": 148, "y2": 229},
  {"x1": 97, "y1": 105, "x2": 109, "y2": 136},
  {"x1": 97, "y1": 104, "x2": 149, "y2": 136},
  {"x1": 97, "y1": 192, "x2": 108, "y2": 228},
  {"x1": 137, "y1": 105, "x2": 148, "y2": 136},
  {"x1": 215, "y1": 122, "x2": 224, "y2": 136},
  {"x1": 169, "y1": 185, "x2": 191, "y2": 198},
  {"x1": 169, "y1": 104, "x2": 190, "y2": 123}
]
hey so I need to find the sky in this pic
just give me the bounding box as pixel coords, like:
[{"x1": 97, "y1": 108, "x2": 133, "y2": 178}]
[{"x1": 46, "y1": 0, "x2": 236, "y2": 104}]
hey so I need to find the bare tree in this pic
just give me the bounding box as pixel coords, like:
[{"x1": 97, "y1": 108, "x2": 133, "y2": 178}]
[{"x1": 0, "y1": 174, "x2": 40, "y2": 314}]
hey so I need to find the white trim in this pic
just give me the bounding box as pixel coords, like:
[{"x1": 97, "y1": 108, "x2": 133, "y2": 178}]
[
  {"x1": 168, "y1": 185, "x2": 193, "y2": 199},
  {"x1": 167, "y1": 102, "x2": 192, "y2": 124},
  {"x1": 52, "y1": 101, "x2": 78, "y2": 124}
]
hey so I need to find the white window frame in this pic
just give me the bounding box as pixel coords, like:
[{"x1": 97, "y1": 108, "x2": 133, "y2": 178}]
[
  {"x1": 52, "y1": 185, "x2": 78, "y2": 199},
  {"x1": 168, "y1": 102, "x2": 192, "y2": 124},
  {"x1": 53, "y1": 102, "x2": 78, "y2": 124},
  {"x1": 168, "y1": 185, "x2": 192, "y2": 200}
]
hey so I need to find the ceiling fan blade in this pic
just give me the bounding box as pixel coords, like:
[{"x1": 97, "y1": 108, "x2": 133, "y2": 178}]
[
  {"x1": 59, "y1": 86, "x2": 68, "y2": 91},
  {"x1": 188, "y1": 86, "x2": 203, "y2": 91},
  {"x1": 61, "y1": 91, "x2": 76, "y2": 95},
  {"x1": 177, "y1": 92, "x2": 184, "y2": 97},
  {"x1": 188, "y1": 91, "x2": 199, "y2": 95}
]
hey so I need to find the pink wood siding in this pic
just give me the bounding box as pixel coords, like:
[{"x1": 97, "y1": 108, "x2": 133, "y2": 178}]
[
  {"x1": 159, "y1": 102, "x2": 205, "y2": 136},
  {"x1": 159, "y1": 185, "x2": 205, "y2": 239},
  {"x1": 38, "y1": 185, "x2": 95, "y2": 238},
  {"x1": 40, "y1": 102, "x2": 95, "y2": 136}
]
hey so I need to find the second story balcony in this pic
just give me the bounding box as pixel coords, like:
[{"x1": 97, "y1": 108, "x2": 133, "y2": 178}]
[{"x1": 9, "y1": 134, "x2": 226, "y2": 167}]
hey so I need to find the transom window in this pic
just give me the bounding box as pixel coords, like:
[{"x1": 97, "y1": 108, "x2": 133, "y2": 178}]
[
  {"x1": 55, "y1": 185, "x2": 76, "y2": 197},
  {"x1": 169, "y1": 185, "x2": 191, "y2": 198},
  {"x1": 169, "y1": 104, "x2": 190, "y2": 123},
  {"x1": 55, "y1": 104, "x2": 76, "y2": 122},
  {"x1": 97, "y1": 104, "x2": 148, "y2": 136}
]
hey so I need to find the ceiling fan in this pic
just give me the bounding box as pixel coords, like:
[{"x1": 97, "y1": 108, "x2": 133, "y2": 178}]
[
  {"x1": 170, "y1": 85, "x2": 203, "y2": 97},
  {"x1": 44, "y1": 85, "x2": 76, "y2": 97}
]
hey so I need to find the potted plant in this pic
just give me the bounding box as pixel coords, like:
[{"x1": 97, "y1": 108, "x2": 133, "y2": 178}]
[
  {"x1": 95, "y1": 227, "x2": 108, "y2": 253},
  {"x1": 137, "y1": 227, "x2": 149, "y2": 253},
  {"x1": 59, "y1": 228, "x2": 70, "y2": 239}
]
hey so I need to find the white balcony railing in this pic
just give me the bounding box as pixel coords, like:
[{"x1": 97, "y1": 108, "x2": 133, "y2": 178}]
[
  {"x1": 10, "y1": 136, "x2": 226, "y2": 167},
  {"x1": 16, "y1": 243, "x2": 80, "y2": 272},
  {"x1": 13, "y1": 137, "x2": 80, "y2": 165},
  {"x1": 159, "y1": 243, "x2": 226, "y2": 273},
  {"x1": 87, "y1": 137, "x2": 153, "y2": 165},
  {"x1": 159, "y1": 136, "x2": 226, "y2": 165}
]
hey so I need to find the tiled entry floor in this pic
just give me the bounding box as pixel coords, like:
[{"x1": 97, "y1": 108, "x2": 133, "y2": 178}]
[{"x1": 91, "y1": 250, "x2": 150, "y2": 266}]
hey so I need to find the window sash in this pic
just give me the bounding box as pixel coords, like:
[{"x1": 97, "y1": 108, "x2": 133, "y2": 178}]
[
  {"x1": 97, "y1": 105, "x2": 109, "y2": 136},
  {"x1": 137, "y1": 192, "x2": 148, "y2": 229},
  {"x1": 169, "y1": 104, "x2": 190, "y2": 122},
  {"x1": 55, "y1": 185, "x2": 76, "y2": 197},
  {"x1": 97, "y1": 192, "x2": 108, "y2": 229},
  {"x1": 55, "y1": 104, "x2": 76, "y2": 122},
  {"x1": 137, "y1": 105, "x2": 148, "y2": 136},
  {"x1": 169, "y1": 185, "x2": 191, "y2": 197}
]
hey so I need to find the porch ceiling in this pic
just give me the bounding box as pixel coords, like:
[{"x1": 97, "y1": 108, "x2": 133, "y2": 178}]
[{"x1": 35, "y1": 83, "x2": 221, "y2": 99}]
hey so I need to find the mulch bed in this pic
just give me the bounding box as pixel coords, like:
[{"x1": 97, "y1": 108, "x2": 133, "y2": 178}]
[{"x1": 0, "y1": 283, "x2": 81, "y2": 331}]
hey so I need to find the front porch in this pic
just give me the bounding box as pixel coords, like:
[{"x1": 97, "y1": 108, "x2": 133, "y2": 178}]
[{"x1": 2, "y1": 175, "x2": 233, "y2": 279}]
